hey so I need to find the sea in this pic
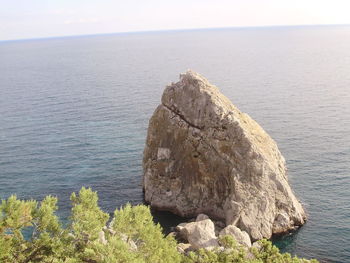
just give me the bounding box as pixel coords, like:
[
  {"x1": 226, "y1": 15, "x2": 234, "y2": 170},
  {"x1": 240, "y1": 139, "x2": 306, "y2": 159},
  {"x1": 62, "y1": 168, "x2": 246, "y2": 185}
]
[{"x1": 0, "y1": 26, "x2": 349, "y2": 263}]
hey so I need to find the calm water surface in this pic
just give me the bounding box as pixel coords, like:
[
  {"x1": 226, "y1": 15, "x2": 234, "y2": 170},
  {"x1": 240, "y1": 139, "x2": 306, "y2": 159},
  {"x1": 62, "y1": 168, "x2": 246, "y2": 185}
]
[{"x1": 0, "y1": 26, "x2": 350, "y2": 262}]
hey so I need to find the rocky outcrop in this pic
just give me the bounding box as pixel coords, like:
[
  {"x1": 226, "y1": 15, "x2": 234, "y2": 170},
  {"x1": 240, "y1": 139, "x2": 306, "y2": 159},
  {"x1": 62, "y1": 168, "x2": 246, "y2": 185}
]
[
  {"x1": 174, "y1": 215, "x2": 251, "y2": 251},
  {"x1": 143, "y1": 70, "x2": 306, "y2": 240}
]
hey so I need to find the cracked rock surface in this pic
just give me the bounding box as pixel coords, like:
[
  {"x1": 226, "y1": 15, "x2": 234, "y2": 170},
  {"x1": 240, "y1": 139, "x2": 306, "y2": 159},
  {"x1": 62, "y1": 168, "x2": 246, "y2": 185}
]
[{"x1": 143, "y1": 71, "x2": 306, "y2": 240}]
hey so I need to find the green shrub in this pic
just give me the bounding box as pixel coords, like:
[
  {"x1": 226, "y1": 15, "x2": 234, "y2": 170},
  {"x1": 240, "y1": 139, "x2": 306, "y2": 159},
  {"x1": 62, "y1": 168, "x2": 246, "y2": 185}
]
[
  {"x1": 0, "y1": 188, "x2": 318, "y2": 263},
  {"x1": 184, "y1": 236, "x2": 319, "y2": 263}
]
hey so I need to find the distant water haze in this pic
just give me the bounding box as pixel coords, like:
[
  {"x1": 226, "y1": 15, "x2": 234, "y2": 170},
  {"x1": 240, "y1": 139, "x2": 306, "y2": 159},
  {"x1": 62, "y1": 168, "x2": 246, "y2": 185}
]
[
  {"x1": 3, "y1": 0, "x2": 350, "y2": 41},
  {"x1": 0, "y1": 26, "x2": 349, "y2": 262}
]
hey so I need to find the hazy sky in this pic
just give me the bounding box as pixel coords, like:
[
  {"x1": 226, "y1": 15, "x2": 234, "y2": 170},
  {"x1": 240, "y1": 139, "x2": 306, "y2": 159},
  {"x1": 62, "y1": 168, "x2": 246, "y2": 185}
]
[{"x1": 1, "y1": 0, "x2": 350, "y2": 41}]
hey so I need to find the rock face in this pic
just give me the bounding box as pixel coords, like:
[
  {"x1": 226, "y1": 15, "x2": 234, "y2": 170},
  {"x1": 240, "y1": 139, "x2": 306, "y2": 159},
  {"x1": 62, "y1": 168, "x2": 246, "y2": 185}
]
[{"x1": 143, "y1": 71, "x2": 306, "y2": 240}]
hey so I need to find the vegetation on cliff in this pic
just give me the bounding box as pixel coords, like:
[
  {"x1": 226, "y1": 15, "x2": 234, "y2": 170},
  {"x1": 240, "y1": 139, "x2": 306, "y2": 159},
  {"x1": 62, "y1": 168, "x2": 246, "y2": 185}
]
[{"x1": 0, "y1": 188, "x2": 317, "y2": 263}]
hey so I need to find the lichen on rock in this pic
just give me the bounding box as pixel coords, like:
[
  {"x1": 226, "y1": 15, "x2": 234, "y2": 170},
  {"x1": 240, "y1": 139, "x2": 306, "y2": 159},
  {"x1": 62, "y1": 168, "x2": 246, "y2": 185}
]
[{"x1": 143, "y1": 70, "x2": 306, "y2": 241}]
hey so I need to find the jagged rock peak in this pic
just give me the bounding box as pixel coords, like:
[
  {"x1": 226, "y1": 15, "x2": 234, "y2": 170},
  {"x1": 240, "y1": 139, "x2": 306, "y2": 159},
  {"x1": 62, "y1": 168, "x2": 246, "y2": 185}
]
[
  {"x1": 161, "y1": 70, "x2": 240, "y2": 130},
  {"x1": 143, "y1": 70, "x2": 306, "y2": 241}
]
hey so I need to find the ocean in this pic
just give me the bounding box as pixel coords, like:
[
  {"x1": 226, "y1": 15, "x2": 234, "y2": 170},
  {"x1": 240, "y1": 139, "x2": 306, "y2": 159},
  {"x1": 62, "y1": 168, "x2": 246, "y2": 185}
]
[{"x1": 0, "y1": 26, "x2": 349, "y2": 262}]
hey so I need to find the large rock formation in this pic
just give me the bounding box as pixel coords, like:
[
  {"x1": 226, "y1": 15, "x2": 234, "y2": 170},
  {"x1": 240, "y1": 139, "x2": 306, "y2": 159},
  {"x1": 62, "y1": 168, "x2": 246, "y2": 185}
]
[{"x1": 143, "y1": 71, "x2": 306, "y2": 240}]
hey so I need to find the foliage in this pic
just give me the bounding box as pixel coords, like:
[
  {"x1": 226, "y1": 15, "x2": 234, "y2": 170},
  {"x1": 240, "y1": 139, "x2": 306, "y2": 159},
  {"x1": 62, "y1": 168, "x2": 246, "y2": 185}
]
[
  {"x1": 0, "y1": 188, "x2": 318, "y2": 263},
  {"x1": 112, "y1": 203, "x2": 181, "y2": 263},
  {"x1": 184, "y1": 236, "x2": 319, "y2": 263}
]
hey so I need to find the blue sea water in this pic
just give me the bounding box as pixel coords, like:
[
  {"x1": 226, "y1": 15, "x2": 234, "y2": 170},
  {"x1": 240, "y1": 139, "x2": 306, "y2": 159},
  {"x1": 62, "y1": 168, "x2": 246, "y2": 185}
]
[{"x1": 0, "y1": 26, "x2": 350, "y2": 262}]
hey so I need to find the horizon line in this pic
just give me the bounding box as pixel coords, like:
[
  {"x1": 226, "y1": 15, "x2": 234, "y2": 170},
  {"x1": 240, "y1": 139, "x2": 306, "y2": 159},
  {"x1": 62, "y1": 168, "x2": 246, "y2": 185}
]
[{"x1": 1, "y1": 23, "x2": 350, "y2": 43}]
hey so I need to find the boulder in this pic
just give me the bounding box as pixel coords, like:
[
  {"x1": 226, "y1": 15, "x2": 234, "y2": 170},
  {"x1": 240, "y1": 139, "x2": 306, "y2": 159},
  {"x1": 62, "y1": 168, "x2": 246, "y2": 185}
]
[
  {"x1": 120, "y1": 234, "x2": 138, "y2": 251},
  {"x1": 182, "y1": 219, "x2": 219, "y2": 249},
  {"x1": 177, "y1": 243, "x2": 193, "y2": 253},
  {"x1": 174, "y1": 222, "x2": 190, "y2": 242},
  {"x1": 252, "y1": 241, "x2": 263, "y2": 250},
  {"x1": 196, "y1": 213, "x2": 210, "y2": 221},
  {"x1": 98, "y1": 230, "x2": 107, "y2": 245},
  {"x1": 143, "y1": 70, "x2": 306, "y2": 240},
  {"x1": 175, "y1": 222, "x2": 188, "y2": 232},
  {"x1": 219, "y1": 225, "x2": 251, "y2": 247}
]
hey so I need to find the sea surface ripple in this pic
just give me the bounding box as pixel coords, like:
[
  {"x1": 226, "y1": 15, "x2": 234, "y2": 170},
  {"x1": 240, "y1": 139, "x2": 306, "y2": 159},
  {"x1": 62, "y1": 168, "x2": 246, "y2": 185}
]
[{"x1": 0, "y1": 26, "x2": 349, "y2": 262}]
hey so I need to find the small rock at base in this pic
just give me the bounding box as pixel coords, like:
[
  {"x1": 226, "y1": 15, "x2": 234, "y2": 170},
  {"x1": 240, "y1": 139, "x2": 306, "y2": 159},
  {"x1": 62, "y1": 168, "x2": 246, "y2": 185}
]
[
  {"x1": 219, "y1": 225, "x2": 251, "y2": 247},
  {"x1": 184, "y1": 219, "x2": 219, "y2": 249},
  {"x1": 177, "y1": 243, "x2": 193, "y2": 254}
]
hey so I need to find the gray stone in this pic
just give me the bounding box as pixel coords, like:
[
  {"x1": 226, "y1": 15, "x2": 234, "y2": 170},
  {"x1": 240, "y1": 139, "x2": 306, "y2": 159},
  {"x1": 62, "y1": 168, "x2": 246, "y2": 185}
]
[
  {"x1": 120, "y1": 234, "x2": 137, "y2": 251},
  {"x1": 252, "y1": 241, "x2": 263, "y2": 250},
  {"x1": 108, "y1": 228, "x2": 116, "y2": 235},
  {"x1": 143, "y1": 71, "x2": 306, "y2": 241},
  {"x1": 175, "y1": 222, "x2": 188, "y2": 232},
  {"x1": 167, "y1": 232, "x2": 177, "y2": 238},
  {"x1": 175, "y1": 222, "x2": 191, "y2": 242},
  {"x1": 98, "y1": 230, "x2": 107, "y2": 245},
  {"x1": 183, "y1": 219, "x2": 219, "y2": 249},
  {"x1": 196, "y1": 213, "x2": 209, "y2": 221},
  {"x1": 219, "y1": 225, "x2": 251, "y2": 247},
  {"x1": 177, "y1": 243, "x2": 193, "y2": 253}
]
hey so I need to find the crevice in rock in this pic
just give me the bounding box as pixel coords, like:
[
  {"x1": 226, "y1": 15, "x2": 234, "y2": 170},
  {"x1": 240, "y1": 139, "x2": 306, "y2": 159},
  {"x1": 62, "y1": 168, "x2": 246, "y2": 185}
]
[
  {"x1": 163, "y1": 103, "x2": 234, "y2": 167},
  {"x1": 162, "y1": 103, "x2": 203, "y2": 130}
]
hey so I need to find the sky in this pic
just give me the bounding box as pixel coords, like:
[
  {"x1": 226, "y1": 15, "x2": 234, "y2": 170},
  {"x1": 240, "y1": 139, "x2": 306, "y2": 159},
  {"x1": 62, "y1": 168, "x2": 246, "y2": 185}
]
[{"x1": 1, "y1": 0, "x2": 350, "y2": 41}]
